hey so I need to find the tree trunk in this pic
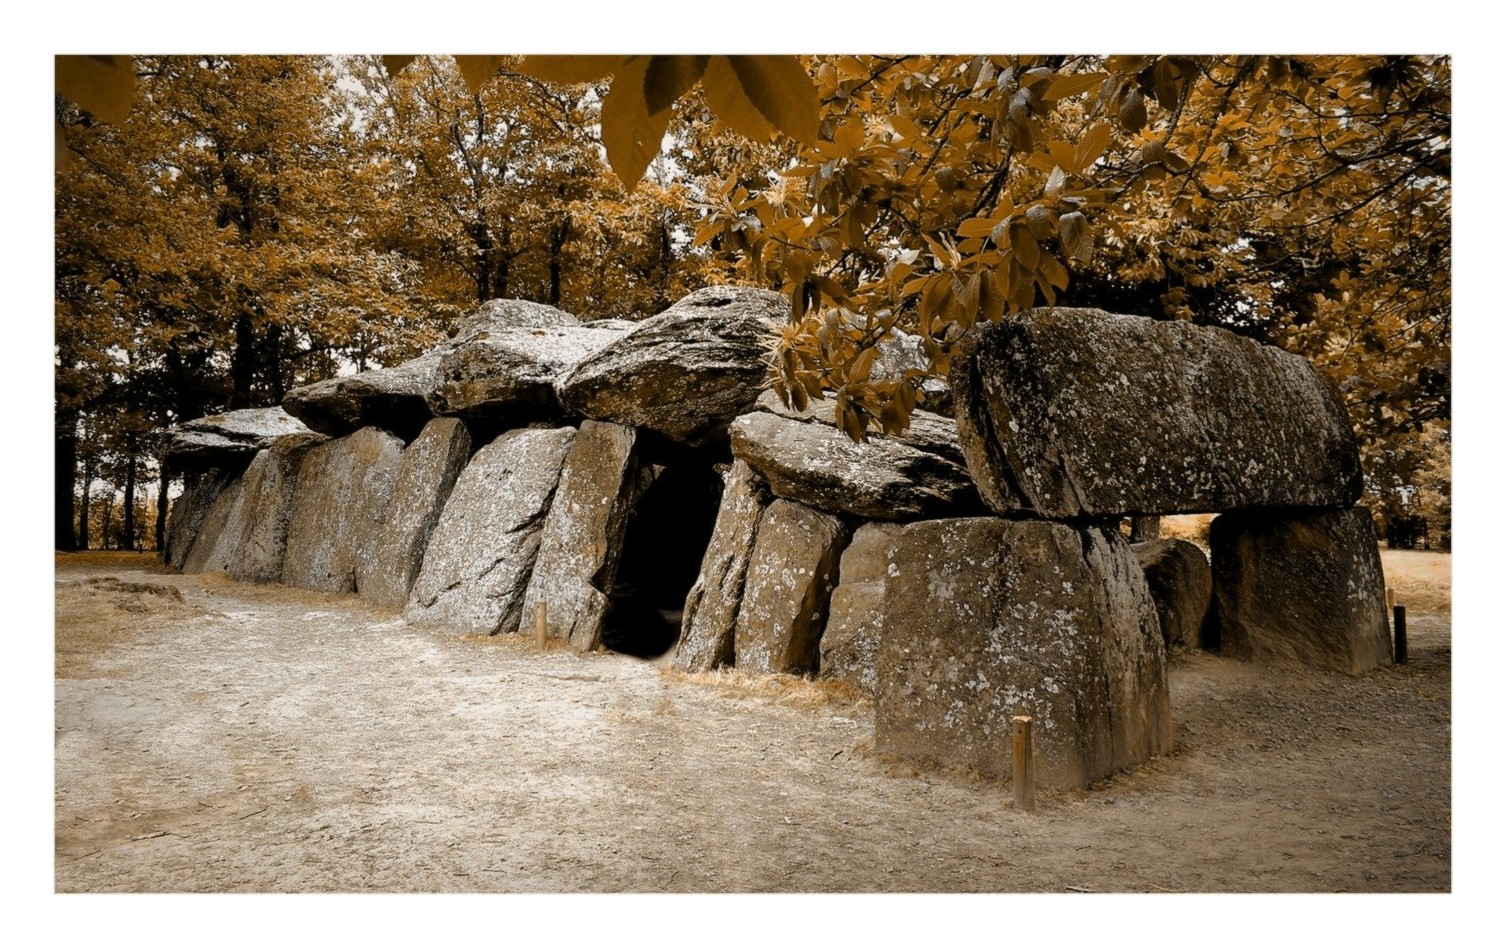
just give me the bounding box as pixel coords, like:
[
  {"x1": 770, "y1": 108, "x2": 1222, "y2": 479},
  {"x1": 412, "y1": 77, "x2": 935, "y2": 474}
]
[
  {"x1": 100, "y1": 492, "x2": 114, "y2": 551},
  {"x1": 120, "y1": 453, "x2": 138, "y2": 551},
  {"x1": 155, "y1": 466, "x2": 171, "y2": 553},
  {"x1": 1128, "y1": 515, "x2": 1162, "y2": 543},
  {"x1": 55, "y1": 411, "x2": 79, "y2": 551},
  {"x1": 229, "y1": 309, "x2": 257, "y2": 410},
  {"x1": 548, "y1": 222, "x2": 566, "y2": 307},
  {"x1": 78, "y1": 456, "x2": 95, "y2": 551}
]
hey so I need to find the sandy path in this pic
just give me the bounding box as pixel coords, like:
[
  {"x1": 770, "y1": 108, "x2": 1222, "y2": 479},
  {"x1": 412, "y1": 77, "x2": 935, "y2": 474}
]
[{"x1": 54, "y1": 553, "x2": 1450, "y2": 893}]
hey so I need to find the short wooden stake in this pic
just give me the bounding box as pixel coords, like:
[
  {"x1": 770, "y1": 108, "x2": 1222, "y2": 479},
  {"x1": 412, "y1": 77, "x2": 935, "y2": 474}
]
[
  {"x1": 1012, "y1": 715, "x2": 1036, "y2": 813},
  {"x1": 534, "y1": 600, "x2": 548, "y2": 650},
  {"x1": 1393, "y1": 604, "x2": 1407, "y2": 665},
  {"x1": 1386, "y1": 586, "x2": 1396, "y2": 610}
]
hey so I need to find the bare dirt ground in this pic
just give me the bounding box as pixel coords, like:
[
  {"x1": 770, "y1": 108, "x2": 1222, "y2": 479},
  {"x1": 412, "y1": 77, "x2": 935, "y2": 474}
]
[{"x1": 53, "y1": 549, "x2": 1450, "y2": 894}]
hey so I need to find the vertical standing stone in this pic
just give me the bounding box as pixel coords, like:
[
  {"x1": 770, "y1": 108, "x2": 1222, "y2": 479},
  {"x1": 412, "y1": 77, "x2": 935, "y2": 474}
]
[
  {"x1": 356, "y1": 418, "x2": 473, "y2": 609},
  {"x1": 518, "y1": 421, "x2": 640, "y2": 650},
  {"x1": 1207, "y1": 506, "x2": 1392, "y2": 674},
  {"x1": 875, "y1": 518, "x2": 1172, "y2": 790},
  {"x1": 1133, "y1": 538, "x2": 1213, "y2": 650},
  {"x1": 163, "y1": 467, "x2": 238, "y2": 571},
  {"x1": 406, "y1": 426, "x2": 576, "y2": 635},
  {"x1": 733, "y1": 499, "x2": 850, "y2": 675},
  {"x1": 281, "y1": 427, "x2": 405, "y2": 593},
  {"x1": 227, "y1": 433, "x2": 329, "y2": 583},
  {"x1": 673, "y1": 460, "x2": 770, "y2": 672},
  {"x1": 819, "y1": 522, "x2": 906, "y2": 693},
  {"x1": 180, "y1": 478, "x2": 246, "y2": 574}
]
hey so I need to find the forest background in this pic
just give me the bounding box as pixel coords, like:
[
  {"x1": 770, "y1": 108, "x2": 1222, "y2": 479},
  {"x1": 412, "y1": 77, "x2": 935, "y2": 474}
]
[{"x1": 22, "y1": 1, "x2": 1490, "y2": 941}]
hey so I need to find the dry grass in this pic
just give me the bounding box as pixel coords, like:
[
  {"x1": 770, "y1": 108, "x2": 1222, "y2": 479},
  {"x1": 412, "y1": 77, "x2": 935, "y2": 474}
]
[
  {"x1": 54, "y1": 575, "x2": 204, "y2": 679},
  {"x1": 1380, "y1": 548, "x2": 1451, "y2": 617},
  {"x1": 662, "y1": 666, "x2": 872, "y2": 713}
]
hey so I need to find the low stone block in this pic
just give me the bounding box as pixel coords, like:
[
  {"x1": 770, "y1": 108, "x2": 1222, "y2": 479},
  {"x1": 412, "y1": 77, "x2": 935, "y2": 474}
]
[
  {"x1": 819, "y1": 522, "x2": 905, "y2": 693},
  {"x1": 1207, "y1": 507, "x2": 1392, "y2": 674},
  {"x1": 733, "y1": 499, "x2": 849, "y2": 675},
  {"x1": 875, "y1": 518, "x2": 1172, "y2": 790}
]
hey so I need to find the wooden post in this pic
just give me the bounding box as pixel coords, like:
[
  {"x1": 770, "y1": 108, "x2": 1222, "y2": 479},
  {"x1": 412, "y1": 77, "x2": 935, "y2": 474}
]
[
  {"x1": 1386, "y1": 587, "x2": 1396, "y2": 610},
  {"x1": 534, "y1": 600, "x2": 548, "y2": 650},
  {"x1": 1393, "y1": 604, "x2": 1407, "y2": 665},
  {"x1": 1012, "y1": 715, "x2": 1035, "y2": 813}
]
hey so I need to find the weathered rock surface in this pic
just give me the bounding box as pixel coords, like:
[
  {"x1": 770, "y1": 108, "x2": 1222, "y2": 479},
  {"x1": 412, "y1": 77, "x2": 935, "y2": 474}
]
[
  {"x1": 733, "y1": 499, "x2": 849, "y2": 675},
  {"x1": 225, "y1": 433, "x2": 330, "y2": 584},
  {"x1": 281, "y1": 427, "x2": 406, "y2": 593},
  {"x1": 163, "y1": 407, "x2": 313, "y2": 471},
  {"x1": 729, "y1": 390, "x2": 981, "y2": 521},
  {"x1": 451, "y1": 298, "x2": 582, "y2": 336},
  {"x1": 951, "y1": 308, "x2": 1364, "y2": 519},
  {"x1": 674, "y1": 461, "x2": 771, "y2": 672},
  {"x1": 164, "y1": 468, "x2": 239, "y2": 570},
  {"x1": 1133, "y1": 538, "x2": 1212, "y2": 650},
  {"x1": 873, "y1": 329, "x2": 953, "y2": 416},
  {"x1": 1207, "y1": 507, "x2": 1392, "y2": 674},
  {"x1": 518, "y1": 421, "x2": 640, "y2": 651},
  {"x1": 428, "y1": 321, "x2": 634, "y2": 420},
  {"x1": 819, "y1": 522, "x2": 905, "y2": 693},
  {"x1": 180, "y1": 478, "x2": 246, "y2": 574},
  {"x1": 557, "y1": 285, "x2": 788, "y2": 447},
  {"x1": 875, "y1": 518, "x2": 1172, "y2": 790},
  {"x1": 405, "y1": 427, "x2": 576, "y2": 635},
  {"x1": 283, "y1": 352, "x2": 442, "y2": 440},
  {"x1": 356, "y1": 418, "x2": 474, "y2": 609}
]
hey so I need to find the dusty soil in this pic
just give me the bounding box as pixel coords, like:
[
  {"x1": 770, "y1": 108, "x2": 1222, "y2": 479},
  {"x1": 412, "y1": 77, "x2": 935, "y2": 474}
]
[{"x1": 54, "y1": 550, "x2": 1450, "y2": 893}]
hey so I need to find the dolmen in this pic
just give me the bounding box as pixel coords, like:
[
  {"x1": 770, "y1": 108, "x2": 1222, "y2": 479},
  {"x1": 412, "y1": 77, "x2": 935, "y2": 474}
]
[{"x1": 160, "y1": 297, "x2": 1390, "y2": 794}]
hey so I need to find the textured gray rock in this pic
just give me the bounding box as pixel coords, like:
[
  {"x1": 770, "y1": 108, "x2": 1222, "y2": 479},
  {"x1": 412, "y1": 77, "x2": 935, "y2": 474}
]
[
  {"x1": 819, "y1": 522, "x2": 905, "y2": 693},
  {"x1": 283, "y1": 351, "x2": 442, "y2": 440},
  {"x1": 674, "y1": 461, "x2": 771, "y2": 672},
  {"x1": 180, "y1": 477, "x2": 246, "y2": 574},
  {"x1": 873, "y1": 329, "x2": 953, "y2": 416},
  {"x1": 163, "y1": 468, "x2": 239, "y2": 570},
  {"x1": 428, "y1": 321, "x2": 633, "y2": 420},
  {"x1": 519, "y1": 421, "x2": 641, "y2": 651},
  {"x1": 557, "y1": 285, "x2": 788, "y2": 446},
  {"x1": 1207, "y1": 507, "x2": 1391, "y2": 674},
  {"x1": 451, "y1": 298, "x2": 582, "y2": 336},
  {"x1": 875, "y1": 518, "x2": 1172, "y2": 790},
  {"x1": 226, "y1": 433, "x2": 330, "y2": 583},
  {"x1": 281, "y1": 427, "x2": 406, "y2": 593},
  {"x1": 356, "y1": 418, "x2": 474, "y2": 609},
  {"x1": 729, "y1": 390, "x2": 981, "y2": 521},
  {"x1": 1133, "y1": 538, "x2": 1212, "y2": 649},
  {"x1": 162, "y1": 407, "x2": 313, "y2": 471},
  {"x1": 405, "y1": 426, "x2": 576, "y2": 635},
  {"x1": 951, "y1": 308, "x2": 1364, "y2": 518},
  {"x1": 733, "y1": 499, "x2": 849, "y2": 675}
]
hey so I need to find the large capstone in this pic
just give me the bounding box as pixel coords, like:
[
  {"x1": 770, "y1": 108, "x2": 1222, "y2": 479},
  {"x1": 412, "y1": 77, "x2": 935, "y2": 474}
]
[
  {"x1": 951, "y1": 308, "x2": 1364, "y2": 519},
  {"x1": 518, "y1": 421, "x2": 640, "y2": 651},
  {"x1": 281, "y1": 427, "x2": 405, "y2": 593},
  {"x1": 1133, "y1": 538, "x2": 1213, "y2": 650},
  {"x1": 282, "y1": 351, "x2": 443, "y2": 441},
  {"x1": 163, "y1": 467, "x2": 239, "y2": 571},
  {"x1": 428, "y1": 320, "x2": 634, "y2": 421},
  {"x1": 162, "y1": 407, "x2": 313, "y2": 472},
  {"x1": 819, "y1": 521, "x2": 905, "y2": 694},
  {"x1": 180, "y1": 477, "x2": 246, "y2": 574},
  {"x1": 875, "y1": 518, "x2": 1173, "y2": 790},
  {"x1": 673, "y1": 460, "x2": 771, "y2": 672},
  {"x1": 729, "y1": 391, "x2": 981, "y2": 521},
  {"x1": 557, "y1": 285, "x2": 788, "y2": 448},
  {"x1": 356, "y1": 418, "x2": 474, "y2": 610},
  {"x1": 225, "y1": 433, "x2": 330, "y2": 584},
  {"x1": 405, "y1": 426, "x2": 576, "y2": 635},
  {"x1": 1207, "y1": 507, "x2": 1392, "y2": 674},
  {"x1": 733, "y1": 499, "x2": 849, "y2": 676}
]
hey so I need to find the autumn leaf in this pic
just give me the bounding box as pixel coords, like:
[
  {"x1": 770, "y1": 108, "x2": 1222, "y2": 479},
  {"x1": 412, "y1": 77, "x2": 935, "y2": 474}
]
[
  {"x1": 723, "y1": 56, "x2": 821, "y2": 145},
  {"x1": 644, "y1": 55, "x2": 710, "y2": 115},
  {"x1": 701, "y1": 55, "x2": 779, "y2": 143},
  {"x1": 381, "y1": 56, "x2": 417, "y2": 77},
  {"x1": 515, "y1": 55, "x2": 633, "y2": 85},
  {"x1": 453, "y1": 56, "x2": 511, "y2": 95},
  {"x1": 599, "y1": 56, "x2": 672, "y2": 189},
  {"x1": 56, "y1": 55, "x2": 136, "y2": 123}
]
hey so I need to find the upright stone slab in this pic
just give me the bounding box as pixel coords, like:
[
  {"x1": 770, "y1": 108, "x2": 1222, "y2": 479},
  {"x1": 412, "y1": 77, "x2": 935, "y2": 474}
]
[
  {"x1": 557, "y1": 285, "x2": 788, "y2": 447},
  {"x1": 733, "y1": 499, "x2": 849, "y2": 676},
  {"x1": 356, "y1": 418, "x2": 473, "y2": 610},
  {"x1": 227, "y1": 433, "x2": 329, "y2": 584},
  {"x1": 164, "y1": 467, "x2": 238, "y2": 570},
  {"x1": 875, "y1": 518, "x2": 1172, "y2": 790},
  {"x1": 406, "y1": 427, "x2": 576, "y2": 635},
  {"x1": 180, "y1": 478, "x2": 246, "y2": 574},
  {"x1": 1207, "y1": 507, "x2": 1392, "y2": 674},
  {"x1": 281, "y1": 427, "x2": 405, "y2": 593},
  {"x1": 673, "y1": 461, "x2": 771, "y2": 672},
  {"x1": 819, "y1": 522, "x2": 905, "y2": 693},
  {"x1": 1133, "y1": 538, "x2": 1212, "y2": 650},
  {"x1": 518, "y1": 421, "x2": 640, "y2": 651},
  {"x1": 729, "y1": 391, "x2": 981, "y2": 521},
  {"x1": 951, "y1": 308, "x2": 1364, "y2": 518}
]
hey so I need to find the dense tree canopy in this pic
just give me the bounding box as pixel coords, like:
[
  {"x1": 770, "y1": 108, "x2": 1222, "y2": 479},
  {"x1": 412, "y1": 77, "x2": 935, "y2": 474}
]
[{"x1": 54, "y1": 53, "x2": 1451, "y2": 548}]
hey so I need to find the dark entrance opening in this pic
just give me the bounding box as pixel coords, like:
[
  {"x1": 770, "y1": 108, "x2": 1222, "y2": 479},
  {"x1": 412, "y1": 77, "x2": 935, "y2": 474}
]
[{"x1": 602, "y1": 461, "x2": 723, "y2": 659}]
